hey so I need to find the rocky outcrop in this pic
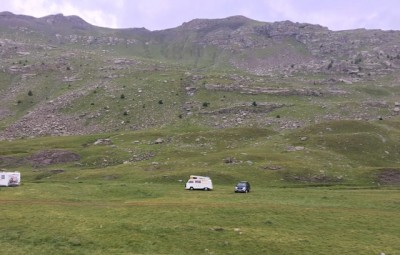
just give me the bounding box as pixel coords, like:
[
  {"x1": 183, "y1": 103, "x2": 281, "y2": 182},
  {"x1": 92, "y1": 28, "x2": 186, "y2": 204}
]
[
  {"x1": 2, "y1": 12, "x2": 400, "y2": 78},
  {"x1": 1, "y1": 13, "x2": 400, "y2": 138}
]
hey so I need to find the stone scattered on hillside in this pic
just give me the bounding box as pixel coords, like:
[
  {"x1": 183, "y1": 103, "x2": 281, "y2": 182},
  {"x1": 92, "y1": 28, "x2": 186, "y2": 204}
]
[
  {"x1": 224, "y1": 157, "x2": 236, "y2": 164},
  {"x1": 262, "y1": 165, "x2": 284, "y2": 170},
  {"x1": 93, "y1": 138, "x2": 113, "y2": 145},
  {"x1": 1, "y1": 13, "x2": 400, "y2": 138},
  {"x1": 154, "y1": 138, "x2": 164, "y2": 144},
  {"x1": 131, "y1": 152, "x2": 156, "y2": 162},
  {"x1": 287, "y1": 146, "x2": 305, "y2": 152}
]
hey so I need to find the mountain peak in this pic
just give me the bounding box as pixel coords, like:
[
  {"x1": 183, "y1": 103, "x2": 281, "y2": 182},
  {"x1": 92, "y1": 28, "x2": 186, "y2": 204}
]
[
  {"x1": 0, "y1": 11, "x2": 14, "y2": 16},
  {"x1": 179, "y1": 15, "x2": 257, "y2": 31},
  {"x1": 40, "y1": 13, "x2": 91, "y2": 29}
]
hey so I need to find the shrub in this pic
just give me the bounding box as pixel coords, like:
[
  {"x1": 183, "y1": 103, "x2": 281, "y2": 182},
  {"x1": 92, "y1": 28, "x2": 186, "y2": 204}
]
[
  {"x1": 327, "y1": 60, "x2": 334, "y2": 69},
  {"x1": 252, "y1": 101, "x2": 257, "y2": 107},
  {"x1": 202, "y1": 102, "x2": 210, "y2": 107},
  {"x1": 158, "y1": 100, "x2": 163, "y2": 104},
  {"x1": 354, "y1": 56, "x2": 362, "y2": 64},
  {"x1": 28, "y1": 90, "x2": 33, "y2": 96},
  {"x1": 120, "y1": 94, "x2": 125, "y2": 99}
]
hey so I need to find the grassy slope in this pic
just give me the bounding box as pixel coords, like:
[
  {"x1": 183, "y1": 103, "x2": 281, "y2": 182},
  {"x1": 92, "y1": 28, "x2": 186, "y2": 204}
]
[
  {"x1": 1, "y1": 21, "x2": 400, "y2": 254},
  {"x1": 1, "y1": 120, "x2": 400, "y2": 254}
]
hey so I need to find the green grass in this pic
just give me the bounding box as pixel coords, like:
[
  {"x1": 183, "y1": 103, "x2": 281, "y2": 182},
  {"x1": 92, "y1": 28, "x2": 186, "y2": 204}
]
[
  {"x1": 1, "y1": 182, "x2": 399, "y2": 254},
  {"x1": 2, "y1": 16, "x2": 400, "y2": 254},
  {"x1": 1, "y1": 122, "x2": 400, "y2": 254}
]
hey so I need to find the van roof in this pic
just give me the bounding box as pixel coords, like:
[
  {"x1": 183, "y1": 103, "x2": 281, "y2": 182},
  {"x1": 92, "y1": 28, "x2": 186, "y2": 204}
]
[{"x1": 189, "y1": 175, "x2": 210, "y2": 179}]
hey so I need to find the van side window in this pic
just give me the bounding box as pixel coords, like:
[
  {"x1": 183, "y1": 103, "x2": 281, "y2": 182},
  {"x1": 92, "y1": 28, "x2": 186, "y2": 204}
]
[
  {"x1": 195, "y1": 180, "x2": 201, "y2": 183},
  {"x1": 188, "y1": 180, "x2": 193, "y2": 183},
  {"x1": 1, "y1": 175, "x2": 4, "y2": 179}
]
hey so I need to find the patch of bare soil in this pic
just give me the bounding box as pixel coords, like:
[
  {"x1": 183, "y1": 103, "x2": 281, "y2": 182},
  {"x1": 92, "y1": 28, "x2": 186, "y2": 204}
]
[
  {"x1": 284, "y1": 173, "x2": 343, "y2": 184},
  {"x1": 0, "y1": 156, "x2": 27, "y2": 167},
  {"x1": 378, "y1": 168, "x2": 400, "y2": 185},
  {"x1": 27, "y1": 150, "x2": 80, "y2": 167}
]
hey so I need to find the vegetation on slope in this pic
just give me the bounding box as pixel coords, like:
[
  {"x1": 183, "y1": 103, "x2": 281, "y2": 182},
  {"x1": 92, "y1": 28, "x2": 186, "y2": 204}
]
[{"x1": 1, "y1": 13, "x2": 400, "y2": 254}]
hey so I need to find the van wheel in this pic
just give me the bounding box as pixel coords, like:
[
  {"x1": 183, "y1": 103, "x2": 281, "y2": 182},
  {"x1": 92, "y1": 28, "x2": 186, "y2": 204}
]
[
  {"x1": 204, "y1": 187, "x2": 209, "y2": 191},
  {"x1": 189, "y1": 187, "x2": 194, "y2": 190}
]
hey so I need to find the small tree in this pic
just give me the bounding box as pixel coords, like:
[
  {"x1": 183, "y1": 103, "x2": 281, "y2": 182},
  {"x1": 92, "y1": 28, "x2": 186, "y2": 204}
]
[
  {"x1": 158, "y1": 100, "x2": 163, "y2": 104},
  {"x1": 28, "y1": 90, "x2": 33, "y2": 96},
  {"x1": 202, "y1": 102, "x2": 209, "y2": 107},
  {"x1": 120, "y1": 94, "x2": 125, "y2": 99},
  {"x1": 252, "y1": 101, "x2": 257, "y2": 107},
  {"x1": 327, "y1": 60, "x2": 333, "y2": 69}
]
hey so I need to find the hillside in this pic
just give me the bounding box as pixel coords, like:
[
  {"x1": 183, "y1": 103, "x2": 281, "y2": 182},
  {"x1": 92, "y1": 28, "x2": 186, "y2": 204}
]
[
  {"x1": 1, "y1": 13, "x2": 400, "y2": 254},
  {"x1": 1, "y1": 12, "x2": 400, "y2": 140},
  {"x1": 0, "y1": 11, "x2": 398, "y2": 179}
]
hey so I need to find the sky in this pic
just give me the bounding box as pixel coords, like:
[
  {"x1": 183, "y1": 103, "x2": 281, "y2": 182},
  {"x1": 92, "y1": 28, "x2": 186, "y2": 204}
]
[{"x1": 1, "y1": 0, "x2": 400, "y2": 31}]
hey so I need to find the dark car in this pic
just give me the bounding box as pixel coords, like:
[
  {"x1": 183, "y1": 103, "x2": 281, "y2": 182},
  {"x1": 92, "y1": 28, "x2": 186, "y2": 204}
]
[{"x1": 234, "y1": 181, "x2": 250, "y2": 193}]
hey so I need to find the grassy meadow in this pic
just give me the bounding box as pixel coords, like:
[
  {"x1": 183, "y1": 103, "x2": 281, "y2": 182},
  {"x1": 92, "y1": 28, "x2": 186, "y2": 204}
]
[
  {"x1": 1, "y1": 123, "x2": 400, "y2": 254},
  {"x1": 2, "y1": 14, "x2": 400, "y2": 255}
]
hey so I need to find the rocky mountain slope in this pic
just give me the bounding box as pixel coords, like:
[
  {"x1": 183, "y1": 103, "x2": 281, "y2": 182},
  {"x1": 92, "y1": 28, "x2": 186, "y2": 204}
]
[{"x1": 0, "y1": 12, "x2": 399, "y2": 140}]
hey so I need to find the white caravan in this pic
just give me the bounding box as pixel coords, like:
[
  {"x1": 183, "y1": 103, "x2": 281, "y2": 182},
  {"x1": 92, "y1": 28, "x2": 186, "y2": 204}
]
[
  {"x1": 185, "y1": 175, "x2": 213, "y2": 191},
  {"x1": 0, "y1": 171, "x2": 21, "y2": 187}
]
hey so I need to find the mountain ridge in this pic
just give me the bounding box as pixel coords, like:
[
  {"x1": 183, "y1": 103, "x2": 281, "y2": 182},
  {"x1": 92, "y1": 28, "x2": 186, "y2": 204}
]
[{"x1": 0, "y1": 12, "x2": 399, "y2": 140}]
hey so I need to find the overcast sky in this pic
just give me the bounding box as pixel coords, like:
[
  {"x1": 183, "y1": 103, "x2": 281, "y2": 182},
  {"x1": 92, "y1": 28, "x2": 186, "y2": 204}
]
[{"x1": 1, "y1": 0, "x2": 400, "y2": 31}]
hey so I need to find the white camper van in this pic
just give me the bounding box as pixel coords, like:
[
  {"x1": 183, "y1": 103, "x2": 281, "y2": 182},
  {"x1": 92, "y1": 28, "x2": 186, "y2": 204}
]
[
  {"x1": 185, "y1": 175, "x2": 213, "y2": 191},
  {"x1": 0, "y1": 171, "x2": 21, "y2": 187}
]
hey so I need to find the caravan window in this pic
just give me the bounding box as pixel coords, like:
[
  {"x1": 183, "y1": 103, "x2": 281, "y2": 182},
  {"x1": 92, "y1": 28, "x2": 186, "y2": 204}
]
[{"x1": 1, "y1": 175, "x2": 4, "y2": 179}]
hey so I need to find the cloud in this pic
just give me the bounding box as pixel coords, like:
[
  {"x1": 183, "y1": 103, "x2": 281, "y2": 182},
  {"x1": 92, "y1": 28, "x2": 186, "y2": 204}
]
[
  {"x1": 8, "y1": 0, "x2": 52, "y2": 17},
  {"x1": 260, "y1": 0, "x2": 400, "y2": 30},
  {"x1": 7, "y1": 0, "x2": 119, "y2": 28}
]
